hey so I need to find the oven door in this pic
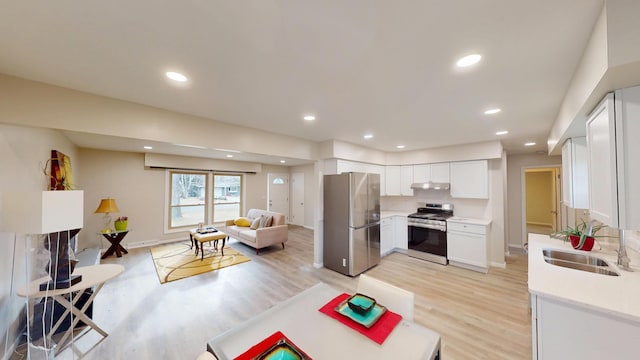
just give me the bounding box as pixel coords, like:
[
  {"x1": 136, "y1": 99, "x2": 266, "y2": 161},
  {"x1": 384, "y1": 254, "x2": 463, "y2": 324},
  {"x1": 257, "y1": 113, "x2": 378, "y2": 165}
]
[{"x1": 407, "y1": 223, "x2": 448, "y2": 265}]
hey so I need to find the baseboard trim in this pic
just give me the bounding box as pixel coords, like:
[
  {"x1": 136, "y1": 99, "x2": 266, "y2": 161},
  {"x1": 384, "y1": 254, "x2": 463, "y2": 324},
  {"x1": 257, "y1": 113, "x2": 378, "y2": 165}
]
[
  {"x1": 313, "y1": 262, "x2": 323, "y2": 269},
  {"x1": 127, "y1": 237, "x2": 187, "y2": 249},
  {"x1": 490, "y1": 261, "x2": 506, "y2": 269}
]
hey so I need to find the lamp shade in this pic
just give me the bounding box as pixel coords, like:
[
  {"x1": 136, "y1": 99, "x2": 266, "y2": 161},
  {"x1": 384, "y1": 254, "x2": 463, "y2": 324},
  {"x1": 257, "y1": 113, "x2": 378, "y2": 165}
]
[
  {"x1": 1, "y1": 190, "x2": 84, "y2": 234},
  {"x1": 95, "y1": 198, "x2": 119, "y2": 214}
]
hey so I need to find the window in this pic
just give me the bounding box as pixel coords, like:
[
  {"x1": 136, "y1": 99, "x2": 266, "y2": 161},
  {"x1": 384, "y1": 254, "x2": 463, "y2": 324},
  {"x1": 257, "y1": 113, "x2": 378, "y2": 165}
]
[
  {"x1": 213, "y1": 175, "x2": 242, "y2": 222},
  {"x1": 168, "y1": 171, "x2": 243, "y2": 229},
  {"x1": 169, "y1": 172, "x2": 207, "y2": 228}
]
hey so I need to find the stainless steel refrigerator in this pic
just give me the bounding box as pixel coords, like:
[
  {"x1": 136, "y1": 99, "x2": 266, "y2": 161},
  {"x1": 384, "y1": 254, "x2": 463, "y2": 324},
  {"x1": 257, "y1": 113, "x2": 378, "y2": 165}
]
[{"x1": 323, "y1": 172, "x2": 381, "y2": 276}]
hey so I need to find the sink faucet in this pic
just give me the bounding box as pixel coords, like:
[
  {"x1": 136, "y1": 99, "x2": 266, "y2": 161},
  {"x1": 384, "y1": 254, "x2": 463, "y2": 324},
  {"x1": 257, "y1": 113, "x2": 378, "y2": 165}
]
[{"x1": 617, "y1": 230, "x2": 632, "y2": 271}]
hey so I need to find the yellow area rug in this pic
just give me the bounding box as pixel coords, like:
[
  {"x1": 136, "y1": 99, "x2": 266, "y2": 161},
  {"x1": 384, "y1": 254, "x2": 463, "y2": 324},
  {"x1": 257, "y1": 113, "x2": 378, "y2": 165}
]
[{"x1": 150, "y1": 241, "x2": 250, "y2": 284}]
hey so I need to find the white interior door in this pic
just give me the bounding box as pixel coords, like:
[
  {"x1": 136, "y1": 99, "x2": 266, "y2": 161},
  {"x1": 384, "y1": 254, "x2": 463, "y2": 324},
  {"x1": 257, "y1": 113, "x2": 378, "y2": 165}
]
[
  {"x1": 268, "y1": 173, "x2": 289, "y2": 222},
  {"x1": 291, "y1": 172, "x2": 305, "y2": 226}
]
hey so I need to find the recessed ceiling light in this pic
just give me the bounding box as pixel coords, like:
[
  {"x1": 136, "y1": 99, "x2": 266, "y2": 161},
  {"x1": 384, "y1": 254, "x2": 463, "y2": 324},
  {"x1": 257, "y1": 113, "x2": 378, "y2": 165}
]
[
  {"x1": 484, "y1": 108, "x2": 501, "y2": 115},
  {"x1": 456, "y1": 54, "x2": 482, "y2": 67},
  {"x1": 226, "y1": 154, "x2": 233, "y2": 158},
  {"x1": 143, "y1": 146, "x2": 153, "y2": 150},
  {"x1": 495, "y1": 131, "x2": 509, "y2": 135},
  {"x1": 536, "y1": 150, "x2": 546, "y2": 155},
  {"x1": 396, "y1": 145, "x2": 405, "y2": 149},
  {"x1": 525, "y1": 142, "x2": 536, "y2": 146},
  {"x1": 165, "y1": 71, "x2": 188, "y2": 82},
  {"x1": 363, "y1": 134, "x2": 373, "y2": 139},
  {"x1": 280, "y1": 160, "x2": 286, "y2": 163},
  {"x1": 303, "y1": 115, "x2": 316, "y2": 121}
]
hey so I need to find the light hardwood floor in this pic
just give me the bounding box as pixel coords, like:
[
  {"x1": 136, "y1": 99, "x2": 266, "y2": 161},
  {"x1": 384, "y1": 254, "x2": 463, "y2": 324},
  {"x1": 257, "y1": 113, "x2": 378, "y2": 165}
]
[{"x1": 13, "y1": 226, "x2": 531, "y2": 359}]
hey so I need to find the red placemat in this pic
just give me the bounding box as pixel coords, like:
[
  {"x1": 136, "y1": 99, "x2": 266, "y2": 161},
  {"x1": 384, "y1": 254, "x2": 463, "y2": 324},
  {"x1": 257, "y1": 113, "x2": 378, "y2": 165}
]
[
  {"x1": 318, "y1": 293, "x2": 402, "y2": 345},
  {"x1": 234, "y1": 331, "x2": 311, "y2": 359}
]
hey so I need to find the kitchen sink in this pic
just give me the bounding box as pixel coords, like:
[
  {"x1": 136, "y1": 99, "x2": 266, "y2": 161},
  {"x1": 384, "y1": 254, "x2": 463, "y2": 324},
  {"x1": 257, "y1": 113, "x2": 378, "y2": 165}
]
[
  {"x1": 542, "y1": 249, "x2": 619, "y2": 276},
  {"x1": 542, "y1": 249, "x2": 609, "y2": 266}
]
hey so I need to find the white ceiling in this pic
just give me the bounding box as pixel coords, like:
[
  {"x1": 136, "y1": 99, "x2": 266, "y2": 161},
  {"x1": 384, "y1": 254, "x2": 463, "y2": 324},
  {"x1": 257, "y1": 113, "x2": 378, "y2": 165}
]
[{"x1": 0, "y1": 1, "x2": 604, "y2": 163}]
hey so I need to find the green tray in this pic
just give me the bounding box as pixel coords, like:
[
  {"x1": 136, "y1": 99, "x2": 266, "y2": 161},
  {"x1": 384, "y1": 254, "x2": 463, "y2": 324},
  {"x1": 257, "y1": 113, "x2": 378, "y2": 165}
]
[{"x1": 334, "y1": 298, "x2": 387, "y2": 328}]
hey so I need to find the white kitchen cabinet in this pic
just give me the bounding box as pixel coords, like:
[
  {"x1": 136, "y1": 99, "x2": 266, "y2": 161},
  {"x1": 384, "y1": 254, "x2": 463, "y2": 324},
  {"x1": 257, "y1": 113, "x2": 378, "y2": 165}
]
[
  {"x1": 586, "y1": 87, "x2": 640, "y2": 229},
  {"x1": 400, "y1": 165, "x2": 413, "y2": 196},
  {"x1": 380, "y1": 217, "x2": 394, "y2": 256},
  {"x1": 413, "y1": 164, "x2": 431, "y2": 183},
  {"x1": 531, "y1": 294, "x2": 640, "y2": 359},
  {"x1": 431, "y1": 163, "x2": 450, "y2": 183},
  {"x1": 393, "y1": 216, "x2": 408, "y2": 251},
  {"x1": 413, "y1": 163, "x2": 449, "y2": 184},
  {"x1": 561, "y1": 137, "x2": 588, "y2": 209},
  {"x1": 450, "y1": 160, "x2": 489, "y2": 199},
  {"x1": 385, "y1": 166, "x2": 401, "y2": 196},
  {"x1": 446, "y1": 220, "x2": 489, "y2": 272}
]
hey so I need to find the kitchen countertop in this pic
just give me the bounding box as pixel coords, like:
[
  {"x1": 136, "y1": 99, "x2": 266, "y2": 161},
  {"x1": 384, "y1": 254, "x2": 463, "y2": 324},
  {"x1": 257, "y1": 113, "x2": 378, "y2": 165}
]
[
  {"x1": 380, "y1": 211, "x2": 412, "y2": 218},
  {"x1": 446, "y1": 216, "x2": 491, "y2": 226},
  {"x1": 528, "y1": 233, "x2": 640, "y2": 323}
]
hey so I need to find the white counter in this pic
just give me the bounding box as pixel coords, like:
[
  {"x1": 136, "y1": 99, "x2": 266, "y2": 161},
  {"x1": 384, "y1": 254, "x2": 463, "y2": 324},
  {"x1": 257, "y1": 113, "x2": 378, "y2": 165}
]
[
  {"x1": 380, "y1": 211, "x2": 411, "y2": 218},
  {"x1": 446, "y1": 216, "x2": 491, "y2": 226},
  {"x1": 528, "y1": 233, "x2": 640, "y2": 322}
]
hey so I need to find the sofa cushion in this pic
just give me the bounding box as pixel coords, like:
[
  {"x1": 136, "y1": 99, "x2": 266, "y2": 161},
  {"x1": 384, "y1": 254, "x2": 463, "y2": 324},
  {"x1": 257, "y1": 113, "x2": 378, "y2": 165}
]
[
  {"x1": 258, "y1": 215, "x2": 273, "y2": 228},
  {"x1": 250, "y1": 217, "x2": 261, "y2": 230},
  {"x1": 234, "y1": 217, "x2": 251, "y2": 227},
  {"x1": 239, "y1": 229, "x2": 257, "y2": 243}
]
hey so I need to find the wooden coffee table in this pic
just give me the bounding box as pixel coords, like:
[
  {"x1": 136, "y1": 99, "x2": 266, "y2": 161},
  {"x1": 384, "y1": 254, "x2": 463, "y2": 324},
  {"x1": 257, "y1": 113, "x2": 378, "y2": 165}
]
[{"x1": 189, "y1": 229, "x2": 228, "y2": 261}]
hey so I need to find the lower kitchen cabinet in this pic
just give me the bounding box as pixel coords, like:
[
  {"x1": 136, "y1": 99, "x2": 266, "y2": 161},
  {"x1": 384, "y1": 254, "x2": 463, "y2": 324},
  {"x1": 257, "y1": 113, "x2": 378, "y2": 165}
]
[
  {"x1": 531, "y1": 294, "x2": 640, "y2": 359},
  {"x1": 380, "y1": 216, "x2": 408, "y2": 256},
  {"x1": 446, "y1": 220, "x2": 489, "y2": 273},
  {"x1": 393, "y1": 216, "x2": 408, "y2": 251},
  {"x1": 380, "y1": 217, "x2": 394, "y2": 256}
]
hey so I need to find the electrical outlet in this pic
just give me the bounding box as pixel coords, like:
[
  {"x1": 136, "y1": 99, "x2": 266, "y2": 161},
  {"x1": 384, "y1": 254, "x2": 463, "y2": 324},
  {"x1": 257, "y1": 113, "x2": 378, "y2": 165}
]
[{"x1": 342, "y1": 258, "x2": 346, "y2": 267}]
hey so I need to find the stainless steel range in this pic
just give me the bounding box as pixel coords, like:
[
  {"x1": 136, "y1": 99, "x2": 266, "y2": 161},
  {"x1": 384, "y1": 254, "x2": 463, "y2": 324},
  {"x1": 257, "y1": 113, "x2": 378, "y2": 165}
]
[{"x1": 407, "y1": 203, "x2": 453, "y2": 265}]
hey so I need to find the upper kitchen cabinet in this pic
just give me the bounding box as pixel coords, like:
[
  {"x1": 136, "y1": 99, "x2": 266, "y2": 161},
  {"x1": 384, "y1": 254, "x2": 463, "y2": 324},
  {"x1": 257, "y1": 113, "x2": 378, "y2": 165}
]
[
  {"x1": 431, "y1": 163, "x2": 450, "y2": 183},
  {"x1": 413, "y1": 164, "x2": 431, "y2": 183},
  {"x1": 450, "y1": 160, "x2": 489, "y2": 199},
  {"x1": 385, "y1": 166, "x2": 401, "y2": 196},
  {"x1": 400, "y1": 165, "x2": 413, "y2": 196},
  {"x1": 385, "y1": 165, "x2": 413, "y2": 196},
  {"x1": 413, "y1": 163, "x2": 450, "y2": 183},
  {"x1": 561, "y1": 137, "x2": 588, "y2": 209},
  {"x1": 587, "y1": 87, "x2": 640, "y2": 229}
]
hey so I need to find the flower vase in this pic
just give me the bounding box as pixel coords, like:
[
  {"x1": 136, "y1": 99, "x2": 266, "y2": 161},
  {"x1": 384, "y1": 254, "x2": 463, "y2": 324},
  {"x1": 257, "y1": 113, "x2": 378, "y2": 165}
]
[
  {"x1": 114, "y1": 220, "x2": 128, "y2": 231},
  {"x1": 569, "y1": 235, "x2": 594, "y2": 251}
]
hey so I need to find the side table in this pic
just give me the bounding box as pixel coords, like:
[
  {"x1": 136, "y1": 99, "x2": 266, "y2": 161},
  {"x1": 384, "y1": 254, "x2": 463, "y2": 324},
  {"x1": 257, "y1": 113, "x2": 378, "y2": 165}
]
[
  {"x1": 17, "y1": 264, "x2": 124, "y2": 354},
  {"x1": 99, "y1": 230, "x2": 129, "y2": 259}
]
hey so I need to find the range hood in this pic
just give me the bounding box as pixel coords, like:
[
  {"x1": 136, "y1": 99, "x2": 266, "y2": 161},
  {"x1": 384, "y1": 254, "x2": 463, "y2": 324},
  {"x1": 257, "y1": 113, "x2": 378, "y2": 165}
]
[{"x1": 410, "y1": 182, "x2": 450, "y2": 191}]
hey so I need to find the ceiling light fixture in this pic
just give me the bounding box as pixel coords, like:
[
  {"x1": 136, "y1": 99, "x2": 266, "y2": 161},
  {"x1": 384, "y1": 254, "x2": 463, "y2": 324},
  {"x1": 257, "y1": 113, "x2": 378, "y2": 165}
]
[
  {"x1": 396, "y1": 145, "x2": 405, "y2": 149},
  {"x1": 143, "y1": 146, "x2": 153, "y2": 150},
  {"x1": 174, "y1": 143, "x2": 207, "y2": 149},
  {"x1": 495, "y1": 131, "x2": 509, "y2": 135},
  {"x1": 303, "y1": 115, "x2": 316, "y2": 121},
  {"x1": 456, "y1": 54, "x2": 482, "y2": 67},
  {"x1": 525, "y1": 142, "x2": 536, "y2": 146},
  {"x1": 363, "y1": 134, "x2": 373, "y2": 139},
  {"x1": 213, "y1": 148, "x2": 241, "y2": 153},
  {"x1": 280, "y1": 160, "x2": 286, "y2": 164},
  {"x1": 165, "y1": 71, "x2": 188, "y2": 82},
  {"x1": 226, "y1": 154, "x2": 233, "y2": 158},
  {"x1": 484, "y1": 108, "x2": 501, "y2": 115}
]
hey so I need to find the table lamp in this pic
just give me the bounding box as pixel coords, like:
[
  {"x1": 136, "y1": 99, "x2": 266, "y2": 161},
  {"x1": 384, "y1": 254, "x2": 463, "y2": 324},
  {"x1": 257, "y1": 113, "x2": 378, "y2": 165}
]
[{"x1": 94, "y1": 198, "x2": 119, "y2": 233}]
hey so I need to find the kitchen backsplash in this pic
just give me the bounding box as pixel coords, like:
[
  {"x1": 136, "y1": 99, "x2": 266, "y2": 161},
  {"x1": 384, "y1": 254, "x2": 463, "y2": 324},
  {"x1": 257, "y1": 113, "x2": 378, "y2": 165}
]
[{"x1": 381, "y1": 191, "x2": 490, "y2": 219}]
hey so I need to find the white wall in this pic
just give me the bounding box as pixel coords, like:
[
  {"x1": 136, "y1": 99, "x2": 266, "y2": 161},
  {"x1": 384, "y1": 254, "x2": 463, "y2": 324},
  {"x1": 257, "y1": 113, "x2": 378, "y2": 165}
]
[
  {"x1": 0, "y1": 124, "x2": 78, "y2": 358},
  {"x1": 506, "y1": 153, "x2": 562, "y2": 250}
]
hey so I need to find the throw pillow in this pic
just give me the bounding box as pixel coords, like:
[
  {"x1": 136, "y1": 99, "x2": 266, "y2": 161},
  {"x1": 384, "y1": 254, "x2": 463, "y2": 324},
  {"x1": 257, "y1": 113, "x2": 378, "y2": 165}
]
[
  {"x1": 250, "y1": 217, "x2": 261, "y2": 230},
  {"x1": 234, "y1": 217, "x2": 251, "y2": 227},
  {"x1": 258, "y1": 215, "x2": 273, "y2": 228}
]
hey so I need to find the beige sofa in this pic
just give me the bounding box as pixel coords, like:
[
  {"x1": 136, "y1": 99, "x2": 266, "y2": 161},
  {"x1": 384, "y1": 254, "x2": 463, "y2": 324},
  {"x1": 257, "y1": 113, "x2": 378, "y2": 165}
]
[{"x1": 224, "y1": 209, "x2": 288, "y2": 254}]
